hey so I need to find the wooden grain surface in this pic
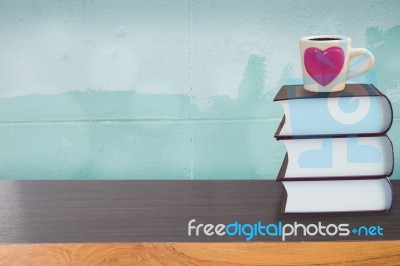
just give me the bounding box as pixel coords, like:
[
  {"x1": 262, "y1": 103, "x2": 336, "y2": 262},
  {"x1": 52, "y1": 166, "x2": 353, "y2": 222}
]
[
  {"x1": 0, "y1": 180, "x2": 398, "y2": 242},
  {"x1": 0, "y1": 241, "x2": 399, "y2": 265}
]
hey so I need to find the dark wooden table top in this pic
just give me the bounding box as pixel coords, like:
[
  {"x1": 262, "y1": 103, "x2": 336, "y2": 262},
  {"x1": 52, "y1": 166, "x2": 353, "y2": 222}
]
[{"x1": 0, "y1": 180, "x2": 398, "y2": 243}]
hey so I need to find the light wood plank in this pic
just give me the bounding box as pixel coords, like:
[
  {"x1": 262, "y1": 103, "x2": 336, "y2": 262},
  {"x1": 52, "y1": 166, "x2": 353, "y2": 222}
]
[{"x1": 0, "y1": 241, "x2": 399, "y2": 266}]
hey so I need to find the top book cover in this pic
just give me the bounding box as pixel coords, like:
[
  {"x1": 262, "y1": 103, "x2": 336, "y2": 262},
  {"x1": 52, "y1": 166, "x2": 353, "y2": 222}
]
[
  {"x1": 274, "y1": 84, "x2": 393, "y2": 138},
  {"x1": 274, "y1": 84, "x2": 383, "y2": 101}
]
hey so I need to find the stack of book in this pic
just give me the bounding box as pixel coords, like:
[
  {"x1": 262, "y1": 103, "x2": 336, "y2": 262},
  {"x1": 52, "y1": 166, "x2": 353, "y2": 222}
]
[{"x1": 274, "y1": 84, "x2": 394, "y2": 213}]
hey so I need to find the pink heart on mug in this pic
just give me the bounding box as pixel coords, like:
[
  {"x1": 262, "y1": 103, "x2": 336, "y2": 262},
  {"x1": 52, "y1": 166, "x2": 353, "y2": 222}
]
[{"x1": 304, "y1": 46, "x2": 344, "y2": 86}]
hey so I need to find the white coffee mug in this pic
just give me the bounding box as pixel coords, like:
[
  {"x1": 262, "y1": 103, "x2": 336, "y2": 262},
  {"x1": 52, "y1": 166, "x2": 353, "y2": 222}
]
[{"x1": 299, "y1": 35, "x2": 374, "y2": 92}]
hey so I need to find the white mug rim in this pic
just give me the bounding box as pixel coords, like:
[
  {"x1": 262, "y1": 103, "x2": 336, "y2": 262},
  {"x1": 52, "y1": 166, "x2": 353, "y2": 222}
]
[{"x1": 300, "y1": 35, "x2": 350, "y2": 44}]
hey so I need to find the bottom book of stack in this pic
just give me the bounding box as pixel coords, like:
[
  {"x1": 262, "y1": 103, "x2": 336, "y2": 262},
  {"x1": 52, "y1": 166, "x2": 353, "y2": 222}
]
[{"x1": 277, "y1": 155, "x2": 394, "y2": 213}]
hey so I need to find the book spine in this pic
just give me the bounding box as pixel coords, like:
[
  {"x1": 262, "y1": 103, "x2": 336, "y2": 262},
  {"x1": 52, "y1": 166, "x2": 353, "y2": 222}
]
[
  {"x1": 388, "y1": 136, "x2": 395, "y2": 178},
  {"x1": 386, "y1": 177, "x2": 394, "y2": 212},
  {"x1": 382, "y1": 93, "x2": 394, "y2": 134}
]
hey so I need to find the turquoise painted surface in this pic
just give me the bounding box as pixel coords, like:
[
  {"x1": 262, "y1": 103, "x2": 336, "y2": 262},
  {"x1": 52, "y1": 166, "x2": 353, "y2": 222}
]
[
  {"x1": 0, "y1": 0, "x2": 398, "y2": 179},
  {"x1": 0, "y1": 122, "x2": 191, "y2": 179},
  {"x1": 0, "y1": 55, "x2": 284, "y2": 180},
  {"x1": 367, "y1": 25, "x2": 400, "y2": 117},
  {"x1": 192, "y1": 120, "x2": 283, "y2": 179},
  {"x1": 0, "y1": 91, "x2": 192, "y2": 121}
]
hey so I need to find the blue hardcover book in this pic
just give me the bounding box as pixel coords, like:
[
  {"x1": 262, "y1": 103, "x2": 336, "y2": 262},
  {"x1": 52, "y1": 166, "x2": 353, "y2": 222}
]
[{"x1": 274, "y1": 84, "x2": 393, "y2": 138}]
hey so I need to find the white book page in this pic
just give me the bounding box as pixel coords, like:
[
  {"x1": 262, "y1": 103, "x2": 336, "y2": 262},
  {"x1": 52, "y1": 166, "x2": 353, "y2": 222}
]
[
  {"x1": 284, "y1": 136, "x2": 393, "y2": 178},
  {"x1": 284, "y1": 178, "x2": 392, "y2": 212},
  {"x1": 279, "y1": 96, "x2": 391, "y2": 136}
]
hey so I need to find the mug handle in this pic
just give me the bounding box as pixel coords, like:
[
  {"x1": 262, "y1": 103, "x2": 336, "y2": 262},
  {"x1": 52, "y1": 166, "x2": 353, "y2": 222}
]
[{"x1": 347, "y1": 48, "x2": 374, "y2": 79}]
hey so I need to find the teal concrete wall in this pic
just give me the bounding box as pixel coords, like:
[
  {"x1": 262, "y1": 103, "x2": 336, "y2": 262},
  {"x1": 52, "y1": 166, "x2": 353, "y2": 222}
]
[{"x1": 0, "y1": 0, "x2": 399, "y2": 179}]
